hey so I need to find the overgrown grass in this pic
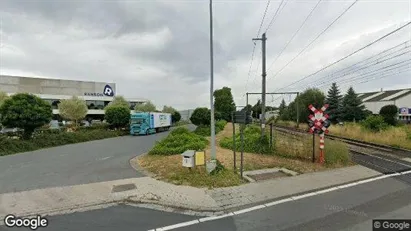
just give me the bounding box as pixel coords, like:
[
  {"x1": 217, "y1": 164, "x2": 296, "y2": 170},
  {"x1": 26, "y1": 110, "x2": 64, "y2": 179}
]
[
  {"x1": 148, "y1": 127, "x2": 209, "y2": 155},
  {"x1": 139, "y1": 154, "x2": 243, "y2": 188},
  {"x1": 220, "y1": 125, "x2": 275, "y2": 154},
  {"x1": 0, "y1": 129, "x2": 127, "y2": 156},
  {"x1": 275, "y1": 120, "x2": 411, "y2": 150},
  {"x1": 194, "y1": 120, "x2": 227, "y2": 136}
]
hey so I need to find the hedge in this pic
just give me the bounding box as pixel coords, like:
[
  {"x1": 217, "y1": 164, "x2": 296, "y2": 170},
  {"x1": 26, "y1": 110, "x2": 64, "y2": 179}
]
[
  {"x1": 149, "y1": 127, "x2": 209, "y2": 155},
  {"x1": 0, "y1": 129, "x2": 127, "y2": 156},
  {"x1": 194, "y1": 120, "x2": 227, "y2": 136}
]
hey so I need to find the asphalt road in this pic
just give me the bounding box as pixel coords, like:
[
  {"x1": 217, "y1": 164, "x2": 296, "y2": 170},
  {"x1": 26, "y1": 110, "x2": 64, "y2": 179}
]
[
  {"x1": 0, "y1": 125, "x2": 195, "y2": 194},
  {"x1": 2, "y1": 174, "x2": 410, "y2": 231}
]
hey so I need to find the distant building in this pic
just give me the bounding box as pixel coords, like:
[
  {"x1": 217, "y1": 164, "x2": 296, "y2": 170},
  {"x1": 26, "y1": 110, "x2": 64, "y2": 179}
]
[
  {"x1": 178, "y1": 109, "x2": 194, "y2": 121},
  {"x1": 358, "y1": 88, "x2": 411, "y2": 123},
  {"x1": 0, "y1": 75, "x2": 148, "y2": 121}
]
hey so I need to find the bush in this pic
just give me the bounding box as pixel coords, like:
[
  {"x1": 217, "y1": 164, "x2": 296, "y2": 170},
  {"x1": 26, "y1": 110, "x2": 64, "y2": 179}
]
[
  {"x1": 104, "y1": 106, "x2": 130, "y2": 128},
  {"x1": 194, "y1": 120, "x2": 227, "y2": 137},
  {"x1": 0, "y1": 129, "x2": 127, "y2": 156},
  {"x1": 361, "y1": 115, "x2": 388, "y2": 132},
  {"x1": 220, "y1": 125, "x2": 275, "y2": 154},
  {"x1": 172, "y1": 111, "x2": 181, "y2": 123},
  {"x1": 149, "y1": 127, "x2": 208, "y2": 155},
  {"x1": 379, "y1": 105, "x2": 398, "y2": 126},
  {"x1": 190, "y1": 107, "x2": 211, "y2": 126}
]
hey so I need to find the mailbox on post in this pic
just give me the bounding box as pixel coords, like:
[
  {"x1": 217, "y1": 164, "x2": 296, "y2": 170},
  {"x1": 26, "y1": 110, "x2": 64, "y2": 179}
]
[{"x1": 181, "y1": 150, "x2": 195, "y2": 168}]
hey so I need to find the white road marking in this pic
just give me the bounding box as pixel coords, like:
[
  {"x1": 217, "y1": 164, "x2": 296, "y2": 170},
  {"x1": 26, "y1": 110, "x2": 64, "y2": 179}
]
[{"x1": 149, "y1": 172, "x2": 410, "y2": 231}]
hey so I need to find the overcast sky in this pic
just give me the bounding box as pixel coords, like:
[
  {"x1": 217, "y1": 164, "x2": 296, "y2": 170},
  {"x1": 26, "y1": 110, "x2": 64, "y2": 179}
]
[{"x1": 1, "y1": 0, "x2": 410, "y2": 110}]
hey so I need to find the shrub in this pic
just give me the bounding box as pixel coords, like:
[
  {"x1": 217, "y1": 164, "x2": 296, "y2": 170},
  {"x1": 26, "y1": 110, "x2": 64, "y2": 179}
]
[
  {"x1": 190, "y1": 107, "x2": 211, "y2": 126},
  {"x1": 172, "y1": 111, "x2": 182, "y2": 123},
  {"x1": 0, "y1": 129, "x2": 127, "y2": 156},
  {"x1": 216, "y1": 120, "x2": 227, "y2": 131},
  {"x1": 220, "y1": 125, "x2": 275, "y2": 154},
  {"x1": 0, "y1": 93, "x2": 52, "y2": 139},
  {"x1": 361, "y1": 115, "x2": 388, "y2": 132},
  {"x1": 194, "y1": 120, "x2": 227, "y2": 137},
  {"x1": 379, "y1": 105, "x2": 398, "y2": 126},
  {"x1": 105, "y1": 106, "x2": 130, "y2": 128},
  {"x1": 149, "y1": 127, "x2": 208, "y2": 155}
]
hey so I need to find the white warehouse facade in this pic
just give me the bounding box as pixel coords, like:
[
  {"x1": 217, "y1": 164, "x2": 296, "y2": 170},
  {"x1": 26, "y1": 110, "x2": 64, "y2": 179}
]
[
  {"x1": 0, "y1": 75, "x2": 148, "y2": 120},
  {"x1": 358, "y1": 88, "x2": 411, "y2": 123}
]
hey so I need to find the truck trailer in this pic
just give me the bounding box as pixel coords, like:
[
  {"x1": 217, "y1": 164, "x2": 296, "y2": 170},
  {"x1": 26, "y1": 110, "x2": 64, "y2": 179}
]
[{"x1": 130, "y1": 112, "x2": 172, "y2": 135}]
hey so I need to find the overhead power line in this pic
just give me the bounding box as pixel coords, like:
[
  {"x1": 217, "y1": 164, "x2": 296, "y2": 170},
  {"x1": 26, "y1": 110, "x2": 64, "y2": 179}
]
[
  {"x1": 306, "y1": 45, "x2": 411, "y2": 88},
  {"x1": 244, "y1": 0, "x2": 272, "y2": 97},
  {"x1": 268, "y1": 0, "x2": 359, "y2": 80},
  {"x1": 273, "y1": 20, "x2": 411, "y2": 92},
  {"x1": 267, "y1": 0, "x2": 323, "y2": 72},
  {"x1": 265, "y1": 0, "x2": 287, "y2": 33}
]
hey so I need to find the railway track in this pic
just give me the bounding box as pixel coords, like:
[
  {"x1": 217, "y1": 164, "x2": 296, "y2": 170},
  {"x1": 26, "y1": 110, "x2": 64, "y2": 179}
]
[{"x1": 271, "y1": 124, "x2": 411, "y2": 182}]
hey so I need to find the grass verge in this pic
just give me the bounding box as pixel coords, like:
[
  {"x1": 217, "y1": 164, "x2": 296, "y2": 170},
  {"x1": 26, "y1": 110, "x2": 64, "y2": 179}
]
[
  {"x1": 139, "y1": 122, "x2": 352, "y2": 188},
  {"x1": 0, "y1": 128, "x2": 127, "y2": 156},
  {"x1": 275, "y1": 120, "x2": 411, "y2": 150}
]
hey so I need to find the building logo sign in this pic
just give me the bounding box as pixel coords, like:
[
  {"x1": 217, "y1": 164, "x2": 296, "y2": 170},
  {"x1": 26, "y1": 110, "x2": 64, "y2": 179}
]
[
  {"x1": 84, "y1": 84, "x2": 115, "y2": 97},
  {"x1": 400, "y1": 107, "x2": 410, "y2": 115}
]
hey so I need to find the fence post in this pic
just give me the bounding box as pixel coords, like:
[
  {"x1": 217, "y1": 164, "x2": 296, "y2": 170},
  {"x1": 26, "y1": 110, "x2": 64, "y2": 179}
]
[
  {"x1": 232, "y1": 112, "x2": 236, "y2": 170},
  {"x1": 312, "y1": 132, "x2": 315, "y2": 163},
  {"x1": 269, "y1": 123, "x2": 273, "y2": 148}
]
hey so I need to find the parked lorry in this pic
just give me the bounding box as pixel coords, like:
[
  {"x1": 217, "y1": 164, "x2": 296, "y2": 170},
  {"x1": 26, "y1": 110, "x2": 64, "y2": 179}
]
[{"x1": 130, "y1": 112, "x2": 172, "y2": 135}]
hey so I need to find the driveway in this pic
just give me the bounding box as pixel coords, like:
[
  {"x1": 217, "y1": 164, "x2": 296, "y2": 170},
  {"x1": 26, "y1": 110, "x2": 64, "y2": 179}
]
[{"x1": 0, "y1": 125, "x2": 195, "y2": 194}]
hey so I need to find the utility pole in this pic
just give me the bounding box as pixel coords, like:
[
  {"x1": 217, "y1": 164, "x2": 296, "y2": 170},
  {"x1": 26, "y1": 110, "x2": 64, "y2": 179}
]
[
  {"x1": 208, "y1": 0, "x2": 217, "y2": 167},
  {"x1": 252, "y1": 33, "x2": 267, "y2": 137}
]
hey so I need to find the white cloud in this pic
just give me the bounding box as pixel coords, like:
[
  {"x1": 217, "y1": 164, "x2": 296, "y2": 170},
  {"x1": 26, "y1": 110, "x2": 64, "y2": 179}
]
[{"x1": 0, "y1": 0, "x2": 410, "y2": 110}]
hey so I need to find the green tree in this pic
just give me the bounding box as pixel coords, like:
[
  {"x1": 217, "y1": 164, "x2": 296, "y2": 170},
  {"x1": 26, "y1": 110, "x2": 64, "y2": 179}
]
[
  {"x1": 379, "y1": 104, "x2": 398, "y2": 126},
  {"x1": 278, "y1": 99, "x2": 287, "y2": 118},
  {"x1": 134, "y1": 101, "x2": 156, "y2": 112},
  {"x1": 190, "y1": 107, "x2": 211, "y2": 126},
  {"x1": 172, "y1": 111, "x2": 182, "y2": 123},
  {"x1": 251, "y1": 100, "x2": 262, "y2": 118},
  {"x1": 340, "y1": 87, "x2": 366, "y2": 122},
  {"x1": 162, "y1": 105, "x2": 177, "y2": 114},
  {"x1": 325, "y1": 82, "x2": 343, "y2": 123},
  {"x1": 294, "y1": 88, "x2": 325, "y2": 123},
  {"x1": 58, "y1": 96, "x2": 88, "y2": 127},
  {"x1": 105, "y1": 106, "x2": 130, "y2": 128},
  {"x1": 106, "y1": 96, "x2": 130, "y2": 109},
  {"x1": 213, "y1": 87, "x2": 236, "y2": 122},
  {"x1": 0, "y1": 93, "x2": 52, "y2": 139}
]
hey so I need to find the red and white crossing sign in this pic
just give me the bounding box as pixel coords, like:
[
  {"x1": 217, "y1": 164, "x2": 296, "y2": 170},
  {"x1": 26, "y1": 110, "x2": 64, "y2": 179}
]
[{"x1": 308, "y1": 104, "x2": 329, "y2": 134}]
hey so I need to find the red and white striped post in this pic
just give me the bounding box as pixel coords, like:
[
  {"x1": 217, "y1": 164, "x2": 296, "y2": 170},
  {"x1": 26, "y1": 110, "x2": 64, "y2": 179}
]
[{"x1": 319, "y1": 133, "x2": 325, "y2": 164}]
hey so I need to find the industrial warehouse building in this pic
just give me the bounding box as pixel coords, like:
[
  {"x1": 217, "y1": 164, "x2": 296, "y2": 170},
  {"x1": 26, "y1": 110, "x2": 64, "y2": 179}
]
[
  {"x1": 0, "y1": 75, "x2": 148, "y2": 121},
  {"x1": 358, "y1": 88, "x2": 411, "y2": 123}
]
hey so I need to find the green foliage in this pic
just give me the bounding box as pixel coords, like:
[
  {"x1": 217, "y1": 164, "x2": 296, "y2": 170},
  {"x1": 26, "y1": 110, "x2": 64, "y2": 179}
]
[
  {"x1": 149, "y1": 127, "x2": 209, "y2": 155},
  {"x1": 361, "y1": 115, "x2": 388, "y2": 132},
  {"x1": 210, "y1": 159, "x2": 226, "y2": 175},
  {"x1": 134, "y1": 101, "x2": 157, "y2": 112},
  {"x1": 340, "y1": 87, "x2": 366, "y2": 122},
  {"x1": 278, "y1": 99, "x2": 287, "y2": 118},
  {"x1": 162, "y1": 105, "x2": 177, "y2": 114},
  {"x1": 194, "y1": 120, "x2": 227, "y2": 137},
  {"x1": 324, "y1": 139, "x2": 350, "y2": 166},
  {"x1": 172, "y1": 111, "x2": 181, "y2": 123},
  {"x1": 325, "y1": 82, "x2": 343, "y2": 123},
  {"x1": 213, "y1": 87, "x2": 236, "y2": 122},
  {"x1": 190, "y1": 107, "x2": 211, "y2": 126},
  {"x1": 0, "y1": 129, "x2": 126, "y2": 156},
  {"x1": 106, "y1": 96, "x2": 130, "y2": 109},
  {"x1": 0, "y1": 91, "x2": 9, "y2": 106},
  {"x1": 58, "y1": 96, "x2": 88, "y2": 125},
  {"x1": 251, "y1": 100, "x2": 262, "y2": 118},
  {"x1": 173, "y1": 120, "x2": 190, "y2": 126},
  {"x1": 0, "y1": 93, "x2": 52, "y2": 139},
  {"x1": 379, "y1": 104, "x2": 398, "y2": 126},
  {"x1": 220, "y1": 125, "x2": 275, "y2": 154},
  {"x1": 104, "y1": 106, "x2": 131, "y2": 128}
]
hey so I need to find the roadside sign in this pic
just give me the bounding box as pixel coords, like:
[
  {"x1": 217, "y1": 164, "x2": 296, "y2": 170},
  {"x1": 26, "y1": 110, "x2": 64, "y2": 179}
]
[{"x1": 308, "y1": 104, "x2": 330, "y2": 164}]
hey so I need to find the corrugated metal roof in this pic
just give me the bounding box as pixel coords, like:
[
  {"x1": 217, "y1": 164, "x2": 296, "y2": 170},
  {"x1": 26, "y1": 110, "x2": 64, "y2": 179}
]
[{"x1": 359, "y1": 88, "x2": 411, "y2": 102}]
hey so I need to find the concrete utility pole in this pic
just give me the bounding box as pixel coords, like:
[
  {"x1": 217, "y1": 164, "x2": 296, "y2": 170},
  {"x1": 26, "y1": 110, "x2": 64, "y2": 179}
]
[
  {"x1": 209, "y1": 0, "x2": 216, "y2": 163},
  {"x1": 252, "y1": 33, "x2": 267, "y2": 137}
]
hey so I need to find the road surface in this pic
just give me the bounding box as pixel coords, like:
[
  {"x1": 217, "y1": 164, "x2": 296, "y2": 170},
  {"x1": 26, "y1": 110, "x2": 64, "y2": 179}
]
[
  {"x1": 1, "y1": 174, "x2": 410, "y2": 231},
  {"x1": 0, "y1": 125, "x2": 195, "y2": 194}
]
